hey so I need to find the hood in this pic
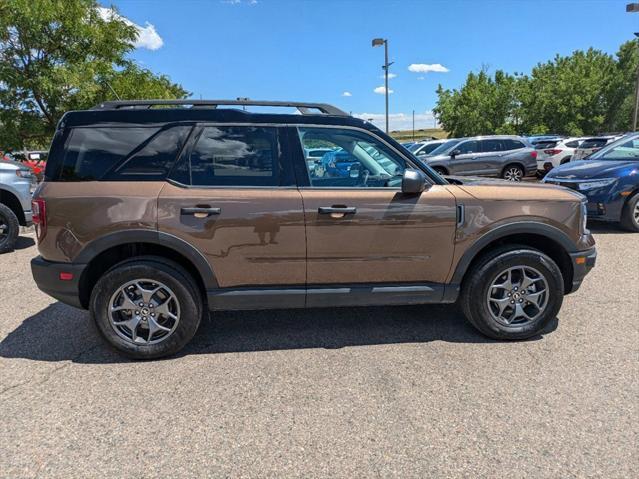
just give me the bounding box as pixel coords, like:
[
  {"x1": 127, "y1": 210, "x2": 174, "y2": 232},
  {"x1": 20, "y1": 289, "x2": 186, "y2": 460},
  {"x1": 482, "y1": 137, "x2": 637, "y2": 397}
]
[
  {"x1": 447, "y1": 176, "x2": 585, "y2": 201},
  {"x1": 0, "y1": 159, "x2": 23, "y2": 171},
  {"x1": 443, "y1": 175, "x2": 510, "y2": 185},
  {"x1": 546, "y1": 160, "x2": 639, "y2": 180}
]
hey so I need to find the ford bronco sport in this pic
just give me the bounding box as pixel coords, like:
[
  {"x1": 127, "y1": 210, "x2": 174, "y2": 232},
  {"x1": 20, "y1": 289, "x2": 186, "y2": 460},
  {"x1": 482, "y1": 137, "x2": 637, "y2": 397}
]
[{"x1": 31, "y1": 100, "x2": 596, "y2": 359}]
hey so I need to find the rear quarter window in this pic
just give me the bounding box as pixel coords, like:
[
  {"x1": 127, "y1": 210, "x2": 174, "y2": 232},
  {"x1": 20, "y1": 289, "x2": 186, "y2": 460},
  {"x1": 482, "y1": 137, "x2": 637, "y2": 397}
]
[
  {"x1": 57, "y1": 126, "x2": 191, "y2": 181},
  {"x1": 504, "y1": 139, "x2": 526, "y2": 150}
]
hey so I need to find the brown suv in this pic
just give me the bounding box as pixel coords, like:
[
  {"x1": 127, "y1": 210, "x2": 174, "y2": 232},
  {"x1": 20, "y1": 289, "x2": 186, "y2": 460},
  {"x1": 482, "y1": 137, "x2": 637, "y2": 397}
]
[{"x1": 30, "y1": 100, "x2": 596, "y2": 359}]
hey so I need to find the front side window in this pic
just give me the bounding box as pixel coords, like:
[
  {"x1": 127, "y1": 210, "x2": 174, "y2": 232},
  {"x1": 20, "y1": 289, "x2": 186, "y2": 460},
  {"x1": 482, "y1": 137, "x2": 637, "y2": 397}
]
[
  {"x1": 189, "y1": 126, "x2": 281, "y2": 186},
  {"x1": 298, "y1": 127, "x2": 406, "y2": 188},
  {"x1": 456, "y1": 140, "x2": 479, "y2": 155}
]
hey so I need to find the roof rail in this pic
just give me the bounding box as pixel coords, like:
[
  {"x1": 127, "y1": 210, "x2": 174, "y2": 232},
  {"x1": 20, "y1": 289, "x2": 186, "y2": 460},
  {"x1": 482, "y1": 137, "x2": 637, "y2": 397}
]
[{"x1": 91, "y1": 99, "x2": 348, "y2": 116}]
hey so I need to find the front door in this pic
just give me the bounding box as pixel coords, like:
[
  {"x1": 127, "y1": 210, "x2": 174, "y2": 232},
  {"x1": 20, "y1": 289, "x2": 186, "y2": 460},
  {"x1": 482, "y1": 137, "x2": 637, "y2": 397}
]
[
  {"x1": 450, "y1": 139, "x2": 482, "y2": 174},
  {"x1": 294, "y1": 126, "x2": 457, "y2": 305},
  {"x1": 158, "y1": 125, "x2": 306, "y2": 307}
]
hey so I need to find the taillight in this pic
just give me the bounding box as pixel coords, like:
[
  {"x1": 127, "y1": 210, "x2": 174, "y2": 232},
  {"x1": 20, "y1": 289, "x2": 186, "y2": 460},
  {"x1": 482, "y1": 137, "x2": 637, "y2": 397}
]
[
  {"x1": 530, "y1": 151, "x2": 537, "y2": 159},
  {"x1": 32, "y1": 198, "x2": 46, "y2": 241},
  {"x1": 544, "y1": 149, "x2": 562, "y2": 155}
]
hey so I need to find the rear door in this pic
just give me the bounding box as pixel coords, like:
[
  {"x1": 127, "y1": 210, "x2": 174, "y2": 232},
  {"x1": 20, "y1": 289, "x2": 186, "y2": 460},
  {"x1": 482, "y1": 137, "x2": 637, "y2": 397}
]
[
  {"x1": 158, "y1": 125, "x2": 306, "y2": 304},
  {"x1": 478, "y1": 139, "x2": 505, "y2": 175},
  {"x1": 293, "y1": 126, "x2": 457, "y2": 305}
]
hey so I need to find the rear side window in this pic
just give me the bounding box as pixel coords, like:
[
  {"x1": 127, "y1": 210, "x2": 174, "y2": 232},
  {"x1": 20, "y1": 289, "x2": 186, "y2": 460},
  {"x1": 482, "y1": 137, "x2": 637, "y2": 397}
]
[
  {"x1": 565, "y1": 140, "x2": 580, "y2": 148},
  {"x1": 503, "y1": 139, "x2": 525, "y2": 150},
  {"x1": 480, "y1": 139, "x2": 504, "y2": 152},
  {"x1": 58, "y1": 126, "x2": 190, "y2": 181},
  {"x1": 189, "y1": 126, "x2": 282, "y2": 186}
]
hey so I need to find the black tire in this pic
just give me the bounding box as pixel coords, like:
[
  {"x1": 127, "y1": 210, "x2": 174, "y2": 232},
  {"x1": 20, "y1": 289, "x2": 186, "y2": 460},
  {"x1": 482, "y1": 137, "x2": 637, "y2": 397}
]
[
  {"x1": 0, "y1": 203, "x2": 19, "y2": 254},
  {"x1": 90, "y1": 256, "x2": 203, "y2": 359},
  {"x1": 460, "y1": 246, "x2": 564, "y2": 340},
  {"x1": 501, "y1": 164, "x2": 524, "y2": 182},
  {"x1": 433, "y1": 166, "x2": 448, "y2": 176},
  {"x1": 620, "y1": 192, "x2": 639, "y2": 232}
]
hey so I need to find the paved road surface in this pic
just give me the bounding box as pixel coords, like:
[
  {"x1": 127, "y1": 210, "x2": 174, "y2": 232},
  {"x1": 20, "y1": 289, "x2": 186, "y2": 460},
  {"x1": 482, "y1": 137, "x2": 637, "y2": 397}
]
[{"x1": 1, "y1": 224, "x2": 637, "y2": 478}]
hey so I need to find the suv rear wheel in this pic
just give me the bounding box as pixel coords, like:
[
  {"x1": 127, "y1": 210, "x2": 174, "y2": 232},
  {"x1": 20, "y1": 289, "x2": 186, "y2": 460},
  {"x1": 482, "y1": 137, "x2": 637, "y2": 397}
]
[
  {"x1": 502, "y1": 164, "x2": 524, "y2": 182},
  {"x1": 460, "y1": 246, "x2": 563, "y2": 340},
  {"x1": 0, "y1": 203, "x2": 19, "y2": 254},
  {"x1": 90, "y1": 256, "x2": 203, "y2": 359}
]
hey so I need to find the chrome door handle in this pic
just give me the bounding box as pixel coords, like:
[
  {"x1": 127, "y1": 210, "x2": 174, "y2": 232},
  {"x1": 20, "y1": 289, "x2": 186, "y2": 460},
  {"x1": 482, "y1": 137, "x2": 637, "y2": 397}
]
[
  {"x1": 181, "y1": 207, "x2": 221, "y2": 217},
  {"x1": 318, "y1": 206, "x2": 357, "y2": 215}
]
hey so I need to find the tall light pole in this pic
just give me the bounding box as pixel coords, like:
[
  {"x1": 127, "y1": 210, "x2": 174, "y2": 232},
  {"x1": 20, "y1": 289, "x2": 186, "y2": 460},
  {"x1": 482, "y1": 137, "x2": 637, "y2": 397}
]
[
  {"x1": 372, "y1": 38, "x2": 392, "y2": 133},
  {"x1": 627, "y1": 4, "x2": 639, "y2": 130}
]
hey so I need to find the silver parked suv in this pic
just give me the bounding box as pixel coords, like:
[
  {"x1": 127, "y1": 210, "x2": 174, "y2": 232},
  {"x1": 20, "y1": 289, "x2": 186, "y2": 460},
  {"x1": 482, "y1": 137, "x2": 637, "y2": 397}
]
[
  {"x1": 420, "y1": 135, "x2": 537, "y2": 181},
  {"x1": 0, "y1": 157, "x2": 36, "y2": 253}
]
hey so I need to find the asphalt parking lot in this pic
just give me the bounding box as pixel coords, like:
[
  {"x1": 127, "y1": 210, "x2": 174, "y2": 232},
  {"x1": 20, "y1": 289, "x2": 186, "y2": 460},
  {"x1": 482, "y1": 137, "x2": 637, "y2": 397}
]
[{"x1": 1, "y1": 224, "x2": 637, "y2": 478}]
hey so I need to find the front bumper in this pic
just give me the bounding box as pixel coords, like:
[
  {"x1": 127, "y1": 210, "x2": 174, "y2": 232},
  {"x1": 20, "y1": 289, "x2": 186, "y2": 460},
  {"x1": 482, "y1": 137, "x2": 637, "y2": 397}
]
[
  {"x1": 568, "y1": 247, "x2": 597, "y2": 294},
  {"x1": 31, "y1": 256, "x2": 87, "y2": 309}
]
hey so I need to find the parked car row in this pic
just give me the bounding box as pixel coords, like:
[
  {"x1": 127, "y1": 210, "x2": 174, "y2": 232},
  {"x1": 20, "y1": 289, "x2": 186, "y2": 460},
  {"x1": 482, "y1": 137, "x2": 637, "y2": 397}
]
[
  {"x1": 0, "y1": 156, "x2": 36, "y2": 253},
  {"x1": 411, "y1": 135, "x2": 538, "y2": 181}
]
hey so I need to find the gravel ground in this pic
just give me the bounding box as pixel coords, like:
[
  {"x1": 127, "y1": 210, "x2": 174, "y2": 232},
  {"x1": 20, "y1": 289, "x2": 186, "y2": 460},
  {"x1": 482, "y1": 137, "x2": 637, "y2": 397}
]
[{"x1": 1, "y1": 224, "x2": 637, "y2": 478}]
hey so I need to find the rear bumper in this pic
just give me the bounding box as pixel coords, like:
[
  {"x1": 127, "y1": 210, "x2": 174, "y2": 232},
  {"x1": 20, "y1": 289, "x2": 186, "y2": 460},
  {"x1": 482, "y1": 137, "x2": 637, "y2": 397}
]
[
  {"x1": 31, "y1": 256, "x2": 86, "y2": 309},
  {"x1": 567, "y1": 247, "x2": 597, "y2": 294}
]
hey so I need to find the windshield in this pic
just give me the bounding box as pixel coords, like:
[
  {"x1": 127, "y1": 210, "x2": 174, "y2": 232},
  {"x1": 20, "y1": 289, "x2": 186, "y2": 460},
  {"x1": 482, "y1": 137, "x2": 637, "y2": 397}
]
[
  {"x1": 428, "y1": 139, "x2": 461, "y2": 156},
  {"x1": 588, "y1": 134, "x2": 639, "y2": 161},
  {"x1": 408, "y1": 143, "x2": 423, "y2": 152}
]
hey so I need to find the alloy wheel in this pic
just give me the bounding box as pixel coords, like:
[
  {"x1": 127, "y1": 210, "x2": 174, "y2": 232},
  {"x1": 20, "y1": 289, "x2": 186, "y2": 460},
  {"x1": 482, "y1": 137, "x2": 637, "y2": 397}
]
[
  {"x1": 634, "y1": 202, "x2": 639, "y2": 225},
  {"x1": 486, "y1": 266, "x2": 549, "y2": 326},
  {"x1": 503, "y1": 167, "x2": 523, "y2": 182},
  {"x1": 108, "y1": 279, "x2": 180, "y2": 345}
]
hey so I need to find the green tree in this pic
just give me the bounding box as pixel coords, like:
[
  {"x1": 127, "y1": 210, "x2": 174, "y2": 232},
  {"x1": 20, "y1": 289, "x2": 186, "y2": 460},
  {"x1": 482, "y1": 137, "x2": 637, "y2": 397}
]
[
  {"x1": 433, "y1": 69, "x2": 518, "y2": 137},
  {"x1": 0, "y1": 0, "x2": 187, "y2": 150},
  {"x1": 433, "y1": 40, "x2": 639, "y2": 137}
]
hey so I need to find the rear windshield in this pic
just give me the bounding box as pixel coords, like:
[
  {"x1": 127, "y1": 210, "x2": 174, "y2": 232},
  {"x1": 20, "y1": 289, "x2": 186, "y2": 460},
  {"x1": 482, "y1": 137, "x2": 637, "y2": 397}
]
[
  {"x1": 55, "y1": 126, "x2": 191, "y2": 181},
  {"x1": 535, "y1": 141, "x2": 558, "y2": 149},
  {"x1": 580, "y1": 139, "x2": 609, "y2": 149}
]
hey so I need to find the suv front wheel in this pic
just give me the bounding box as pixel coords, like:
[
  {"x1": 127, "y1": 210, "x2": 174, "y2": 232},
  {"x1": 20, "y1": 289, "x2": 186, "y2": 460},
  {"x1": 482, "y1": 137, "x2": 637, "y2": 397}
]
[
  {"x1": 90, "y1": 256, "x2": 203, "y2": 359},
  {"x1": 460, "y1": 246, "x2": 564, "y2": 340}
]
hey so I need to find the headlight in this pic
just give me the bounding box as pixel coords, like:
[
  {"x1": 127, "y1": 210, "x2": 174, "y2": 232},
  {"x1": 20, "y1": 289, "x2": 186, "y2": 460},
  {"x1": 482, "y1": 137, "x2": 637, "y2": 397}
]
[
  {"x1": 576, "y1": 178, "x2": 616, "y2": 190},
  {"x1": 16, "y1": 169, "x2": 34, "y2": 178},
  {"x1": 580, "y1": 201, "x2": 588, "y2": 234}
]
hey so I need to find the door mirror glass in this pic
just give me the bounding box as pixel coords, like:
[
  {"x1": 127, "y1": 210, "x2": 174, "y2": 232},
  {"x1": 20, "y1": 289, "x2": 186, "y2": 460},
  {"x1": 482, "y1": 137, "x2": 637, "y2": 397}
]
[
  {"x1": 401, "y1": 168, "x2": 426, "y2": 194},
  {"x1": 450, "y1": 149, "x2": 461, "y2": 157}
]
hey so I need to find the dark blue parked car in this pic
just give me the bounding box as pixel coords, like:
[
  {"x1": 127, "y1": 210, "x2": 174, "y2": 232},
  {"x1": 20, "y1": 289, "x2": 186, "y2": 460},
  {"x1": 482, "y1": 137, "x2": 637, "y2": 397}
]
[
  {"x1": 316, "y1": 149, "x2": 358, "y2": 178},
  {"x1": 543, "y1": 133, "x2": 639, "y2": 231}
]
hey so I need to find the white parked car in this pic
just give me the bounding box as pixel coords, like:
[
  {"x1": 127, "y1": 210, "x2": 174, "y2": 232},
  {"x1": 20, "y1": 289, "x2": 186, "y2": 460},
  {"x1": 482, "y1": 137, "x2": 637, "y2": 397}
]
[
  {"x1": 572, "y1": 136, "x2": 622, "y2": 161},
  {"x1": 535, "y1": 137, "x2": 586, "y2": 174},
  {"x1": 408, "y1": 139, "x2": 446, "y2": 158}
]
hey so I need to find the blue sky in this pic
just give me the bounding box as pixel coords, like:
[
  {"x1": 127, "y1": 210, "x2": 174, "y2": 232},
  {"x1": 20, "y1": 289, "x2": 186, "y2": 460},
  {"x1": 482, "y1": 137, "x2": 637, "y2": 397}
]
[{"x1": 104, "y1": 0, "x2": 638, "y2": 130}]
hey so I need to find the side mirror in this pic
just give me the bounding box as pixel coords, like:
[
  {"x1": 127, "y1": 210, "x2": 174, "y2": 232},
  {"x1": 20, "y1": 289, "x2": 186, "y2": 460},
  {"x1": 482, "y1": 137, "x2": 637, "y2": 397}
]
[
  {"x1": 401, "y1": 169, "x2": 426, "y2": 194},
  {"x1": 450, "y1": 149, "x2": 461, "y2": 157}
]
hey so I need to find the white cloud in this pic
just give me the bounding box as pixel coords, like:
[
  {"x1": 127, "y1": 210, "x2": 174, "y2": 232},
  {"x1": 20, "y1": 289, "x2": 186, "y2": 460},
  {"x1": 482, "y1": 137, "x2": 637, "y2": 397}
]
[
  {"x1": 381, "y1": 73, "x2": 397, "y2": 79},
  {"x1": 408, "y1": 63, "x2": 449, "y2": 73},
  {"x1": 373, "y1": 86, "x2": 394, "y2": 95},
  {"x1": 222, "y1": 0, "x2": 258, "y2": 4},
  {"x1": 417, "y1": 76, "x2": 425, "y2": 80},
  {"x1": 97, "y1": 7, "x2": 163, "y2": 50},
  {"x1": 342, "y1": 91, "x2": 352, "y2": 97},
  {"x1": 353, "y1": 111, "x2": 437, "y2": 131}
]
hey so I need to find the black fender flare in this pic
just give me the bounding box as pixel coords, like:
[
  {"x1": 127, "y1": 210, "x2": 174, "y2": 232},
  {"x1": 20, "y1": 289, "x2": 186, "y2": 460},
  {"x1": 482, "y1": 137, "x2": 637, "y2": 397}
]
[
  {"x1": 74, "y1": 229, "x2": 218, "y2": 289},
  {"x1": 451, "y1": 221, "x2": 577, "y2": 284}
]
